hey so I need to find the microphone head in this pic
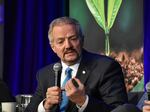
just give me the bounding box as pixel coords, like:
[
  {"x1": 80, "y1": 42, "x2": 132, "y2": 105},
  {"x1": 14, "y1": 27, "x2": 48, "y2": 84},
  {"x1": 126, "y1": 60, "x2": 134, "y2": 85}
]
[
  {"x1": 146, "y1": 82, "x2": 150, "y2": 92},
  {"x1": 53, "y1": 63, "x2": 62, "y2": 72}
]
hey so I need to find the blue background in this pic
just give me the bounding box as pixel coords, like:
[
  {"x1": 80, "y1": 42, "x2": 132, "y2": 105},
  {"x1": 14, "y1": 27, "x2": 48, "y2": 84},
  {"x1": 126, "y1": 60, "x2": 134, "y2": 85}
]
[{"x1": 2, "y1": 0, "x2": 150, "y2": 96}]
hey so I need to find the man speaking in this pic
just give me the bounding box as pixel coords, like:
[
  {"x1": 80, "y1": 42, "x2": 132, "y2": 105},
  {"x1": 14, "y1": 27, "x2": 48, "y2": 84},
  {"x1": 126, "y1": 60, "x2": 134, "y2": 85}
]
[{"x1": 25, "y1": 17, "x2": 127, "y2": 112}]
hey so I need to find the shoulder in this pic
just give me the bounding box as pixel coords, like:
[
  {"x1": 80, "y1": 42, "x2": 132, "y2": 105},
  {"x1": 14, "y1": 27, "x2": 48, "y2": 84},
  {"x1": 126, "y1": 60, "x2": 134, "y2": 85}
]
[
  {"x1": 82, "y1": 50, "x2": 120, "y2": 66},
  {"x1": 36, "y1": 63, "x2": 57, "y2": 79},
  {"x1": 81, "y1": 50, "x2": 122, "y2": 72},
  {"x1": 38, "y1": 64, "x2": 53, "y2": 73}
]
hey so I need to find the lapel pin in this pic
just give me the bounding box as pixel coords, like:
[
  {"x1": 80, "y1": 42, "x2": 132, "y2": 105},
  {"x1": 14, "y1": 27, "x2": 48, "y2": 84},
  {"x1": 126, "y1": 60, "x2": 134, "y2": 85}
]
[{"x1": 82, "y1": 70, "x2": 86, "y2": 74}]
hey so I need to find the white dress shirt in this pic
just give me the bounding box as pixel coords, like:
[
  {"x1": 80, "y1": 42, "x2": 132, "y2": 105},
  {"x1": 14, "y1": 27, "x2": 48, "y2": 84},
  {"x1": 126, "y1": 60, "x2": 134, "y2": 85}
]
[{"x1": 38, "y1": 61, "x2": 89, "y2": 112}]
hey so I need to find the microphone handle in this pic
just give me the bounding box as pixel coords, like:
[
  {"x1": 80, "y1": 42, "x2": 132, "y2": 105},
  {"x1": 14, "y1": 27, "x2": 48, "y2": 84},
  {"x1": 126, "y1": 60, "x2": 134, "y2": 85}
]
[{"x1": 55, "y1": 71, "x2": 58, "y2": 86}]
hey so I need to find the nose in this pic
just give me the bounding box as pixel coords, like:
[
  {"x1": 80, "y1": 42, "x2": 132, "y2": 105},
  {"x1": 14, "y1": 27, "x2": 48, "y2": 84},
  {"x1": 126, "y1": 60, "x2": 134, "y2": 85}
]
[{"x1": 65, "y1": 39, "x2": 72, "y2": 48}]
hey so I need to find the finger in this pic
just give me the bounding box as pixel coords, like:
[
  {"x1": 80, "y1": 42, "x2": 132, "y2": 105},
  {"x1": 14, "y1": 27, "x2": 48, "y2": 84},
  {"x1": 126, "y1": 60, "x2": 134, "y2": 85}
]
[
  {"x1": 47, "y1": 95, "x2": 61, "y2": 101},
  {"x1": 46, "y1": 93, "x2": 61, "y2": 105},
  {"x1": 44, "y1": 98, "x2": 60, "y2": 107},
  {"x1": 46, "y1": 88, "x2": 61, "y2": 100},
  {"x1": 65, "y1": 80, "x2": 72, "y2": 91},
  {"x1": 66, "y1": 79, "x2": 76, "y2": 91},
  {"x1": 47, "y1": 86, "x2": 60, "y2": 92},
  {"x1": 143, "y1": 105, "x2": 150, "y2": 112},
  {"x1": 73, "y1": 78, "x2": 84, "y2": 88},
  {"x1": 46, "y1": 91, "x2": 60, "y2": 96},
  {"x1": 145, "y1": 100, "x2": 150, "y2": 105}
]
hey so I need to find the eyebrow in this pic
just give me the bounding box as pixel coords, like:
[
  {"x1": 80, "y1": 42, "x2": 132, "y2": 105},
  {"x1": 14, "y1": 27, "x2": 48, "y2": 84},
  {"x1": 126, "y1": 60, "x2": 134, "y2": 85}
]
[{"x1": 57, "y1": 34, "x2": 77, "y2": 39}]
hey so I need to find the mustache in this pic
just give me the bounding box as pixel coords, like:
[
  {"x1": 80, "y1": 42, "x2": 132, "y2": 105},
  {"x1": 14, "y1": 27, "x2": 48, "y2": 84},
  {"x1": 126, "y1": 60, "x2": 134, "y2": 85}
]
[{"x1": 64, "y1": 48, "x2": 77, "y2": 54}]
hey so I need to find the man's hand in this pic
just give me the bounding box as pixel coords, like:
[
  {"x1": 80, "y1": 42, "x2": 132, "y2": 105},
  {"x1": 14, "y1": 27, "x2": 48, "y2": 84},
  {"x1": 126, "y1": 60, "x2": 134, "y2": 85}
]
[
  {"x1": 44, "y1": 86, "x2": 61, "y2": 111},
  {"x1": 65, "y1": 78, "x2": 86, "y2": 106},
  {"x1": 143, "y1": 100, "x2": 150, "y2": 112}
]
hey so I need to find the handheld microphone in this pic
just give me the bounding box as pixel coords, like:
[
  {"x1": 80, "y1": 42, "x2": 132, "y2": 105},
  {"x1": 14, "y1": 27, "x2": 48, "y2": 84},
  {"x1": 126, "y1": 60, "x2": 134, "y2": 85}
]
[
  {"x1": 53, "y1": 63, "x2": 62, "y2": 87},
  {"x1": 146, "y1": 81, "x2": 150, "y2": 100}
]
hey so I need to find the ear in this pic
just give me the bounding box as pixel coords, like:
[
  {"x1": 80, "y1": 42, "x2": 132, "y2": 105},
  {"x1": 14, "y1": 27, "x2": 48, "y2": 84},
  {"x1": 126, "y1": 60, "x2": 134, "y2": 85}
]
[{"x1": 50, "y1": 44, "x2": 57, "y2": 53}]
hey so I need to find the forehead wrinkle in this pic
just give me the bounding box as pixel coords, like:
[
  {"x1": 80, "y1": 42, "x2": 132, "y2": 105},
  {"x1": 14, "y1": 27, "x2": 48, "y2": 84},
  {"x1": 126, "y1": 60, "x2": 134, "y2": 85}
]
[
  {"x1": 56, "y1": 34, "x2": 77, "y2": 39},
  {"x1": 53, "y1": 25, "x2": 77, "y2": 35}
]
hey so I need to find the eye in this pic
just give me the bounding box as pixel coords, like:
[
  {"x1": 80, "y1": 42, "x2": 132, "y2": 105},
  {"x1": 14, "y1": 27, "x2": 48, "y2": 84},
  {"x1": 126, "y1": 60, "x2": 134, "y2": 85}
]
[
  {"x1": 70, "y1": 35, "x2": 78, "y2": 41},
  {"x1": 55, "y1": 39, "x2": 64, "y2": 45}
]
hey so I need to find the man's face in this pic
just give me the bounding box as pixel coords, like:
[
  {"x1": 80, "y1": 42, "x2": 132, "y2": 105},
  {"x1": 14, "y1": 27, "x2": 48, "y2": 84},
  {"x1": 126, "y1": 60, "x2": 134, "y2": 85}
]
[{"x1": 51, "y1": 24, "x2": 83, "y2": 65}]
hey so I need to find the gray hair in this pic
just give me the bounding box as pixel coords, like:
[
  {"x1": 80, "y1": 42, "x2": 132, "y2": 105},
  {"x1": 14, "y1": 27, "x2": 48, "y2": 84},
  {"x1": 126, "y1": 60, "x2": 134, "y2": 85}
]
[{"x1": 48, "y1": 17, "x2": 84, "y2": 45}]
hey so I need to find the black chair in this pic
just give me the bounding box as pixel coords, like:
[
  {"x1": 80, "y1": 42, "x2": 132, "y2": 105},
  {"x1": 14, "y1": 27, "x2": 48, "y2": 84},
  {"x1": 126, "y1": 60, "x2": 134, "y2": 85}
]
[
  {"x1": 128, "y1": 91, "x2": 144, "y2": 105},
  {"x1": 111, "y1": 104, "x2": 142, "y2": 112},
  {"x1": 0, "y1": 79, "x2": 15, "y2": 102}
]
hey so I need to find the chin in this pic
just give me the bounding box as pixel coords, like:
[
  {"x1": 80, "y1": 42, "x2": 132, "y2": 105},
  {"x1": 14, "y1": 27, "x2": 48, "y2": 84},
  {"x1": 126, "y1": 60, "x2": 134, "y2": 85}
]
[
  {"x1": 65, "y1": 55, "x2": 77, "y2": 60},
  {"x1": 66, "y1": 59, "x2": 76, "y2": 62},
  {"x1": 64, "y1": 58, "x2": 78, "y2": 64}
]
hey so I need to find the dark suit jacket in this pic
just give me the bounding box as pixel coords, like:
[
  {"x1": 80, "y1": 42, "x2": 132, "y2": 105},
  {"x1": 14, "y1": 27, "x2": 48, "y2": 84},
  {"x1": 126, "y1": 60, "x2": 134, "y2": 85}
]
[
  {"x1": 0, "y1": 79, "x2": 15, "y2": 102},
  {"x1": 25, "y1": 50, "x2": 127, "y2": 112}
]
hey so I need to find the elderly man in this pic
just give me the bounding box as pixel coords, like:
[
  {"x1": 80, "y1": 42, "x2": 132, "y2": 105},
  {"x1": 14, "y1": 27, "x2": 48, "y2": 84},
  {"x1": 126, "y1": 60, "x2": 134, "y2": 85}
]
[{"x1": 25, "y1": 17, "x2": 127, "y2": 112}]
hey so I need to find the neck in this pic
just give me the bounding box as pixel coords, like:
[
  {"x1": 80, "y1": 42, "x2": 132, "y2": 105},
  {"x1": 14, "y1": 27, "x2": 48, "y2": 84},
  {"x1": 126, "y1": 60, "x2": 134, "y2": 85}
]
[{"x1": 62, "y1": 57, "x2": 81, "y2": 66}]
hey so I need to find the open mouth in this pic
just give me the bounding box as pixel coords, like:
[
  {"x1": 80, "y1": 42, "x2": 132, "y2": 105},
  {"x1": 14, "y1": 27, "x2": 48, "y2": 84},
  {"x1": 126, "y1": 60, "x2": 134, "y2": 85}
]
[
  {"x1": 65, "y1": 49, "x2": 76, "y2": 54},
  {"x1": 64, "y1": 50, "x2": 77, "y2": 57},
  {"x1": 65, "y1": 51, "x2": 75, "y2": 55}
]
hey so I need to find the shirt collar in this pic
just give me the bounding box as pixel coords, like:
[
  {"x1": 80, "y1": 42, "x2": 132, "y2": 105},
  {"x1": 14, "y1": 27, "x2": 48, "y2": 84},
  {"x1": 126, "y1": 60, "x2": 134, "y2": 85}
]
[{"x1": 61, "y1": 59, "x2": 81, "y2": 72}]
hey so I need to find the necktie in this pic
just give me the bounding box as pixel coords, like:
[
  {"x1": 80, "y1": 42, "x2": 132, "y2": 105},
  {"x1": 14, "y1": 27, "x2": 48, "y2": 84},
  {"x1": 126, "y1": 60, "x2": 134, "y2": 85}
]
[{"x1": 60, "y1": 67, "x2": 72, "y2": 112}]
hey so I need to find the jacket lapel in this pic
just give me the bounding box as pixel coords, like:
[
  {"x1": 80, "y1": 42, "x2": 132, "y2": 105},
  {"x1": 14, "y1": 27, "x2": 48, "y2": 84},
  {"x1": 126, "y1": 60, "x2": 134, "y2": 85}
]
[
  {"x1": 76, "y1": 50, "x2": 91, "y2": 85},
  {"x1": 66, "y1": 50, "x2": 92, "y2": 112},
  {"x1": 76, "y1": 63, "x2": 89, "y2": 85}
]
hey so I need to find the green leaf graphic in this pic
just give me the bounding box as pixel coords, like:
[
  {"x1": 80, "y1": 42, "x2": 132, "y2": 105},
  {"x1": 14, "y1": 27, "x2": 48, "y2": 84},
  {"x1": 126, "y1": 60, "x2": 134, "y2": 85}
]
[
  {"x1": 107, "y1": 0, "x2": 122, "y2": 29},
  {"x1": 86, "y1": 0, "x2": 122, "y2": 56},
  {"x1": 86, "y1": 0, "x2": 106, "y2": 30}
]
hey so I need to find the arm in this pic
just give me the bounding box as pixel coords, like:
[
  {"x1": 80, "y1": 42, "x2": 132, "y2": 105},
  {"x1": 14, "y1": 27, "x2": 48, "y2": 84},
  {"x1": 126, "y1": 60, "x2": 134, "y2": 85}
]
[
  {"x1": 25, "y1": 66, "x2": 61, "y2": 112},
  {"x1": 25, "y1": 71, "x2": 44, "y2": 112},
  {"x1": 84, "y1": 60, "x2": 128, "y2": 112}
]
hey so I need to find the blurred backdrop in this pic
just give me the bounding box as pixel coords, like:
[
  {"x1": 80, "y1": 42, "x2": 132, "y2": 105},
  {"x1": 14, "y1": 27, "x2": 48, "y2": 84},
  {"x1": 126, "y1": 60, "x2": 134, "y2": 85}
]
[
  {"x1": 70, "y1": 0, "x2": 143, "y2": 92},
  {"x1": 0, "y1": 0, "x2": 150, "y2": 96}
]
